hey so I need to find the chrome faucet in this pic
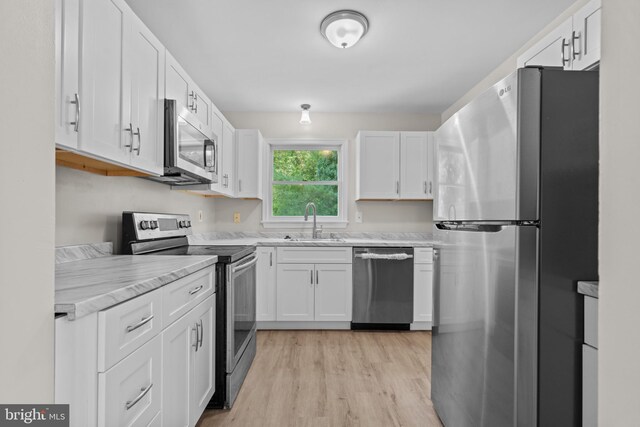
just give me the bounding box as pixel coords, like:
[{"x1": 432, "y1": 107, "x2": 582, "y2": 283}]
[{"x1": 304, "y1": 202, "x2": 322, "y2": 239}]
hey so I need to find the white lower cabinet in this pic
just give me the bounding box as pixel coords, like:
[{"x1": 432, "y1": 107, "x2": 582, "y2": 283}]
[
  {"x1": 98, "y1": 335, "x2": 162, "y2": 427},
  {"x1": 256, "y1": 247, "x2": 277, "y2": 321},
  {"x1": 55, "y1": 266, "x2": 216, "y2": 427},
  {"x1": 413, "y1": 248, "x2": 433, "y2": 329},
  {"x1": 276, "y1": 262, "x2": 352, "y2": 322},
  {"x1": 162, "y1": 295, "x2": 216, "y2": 427}
]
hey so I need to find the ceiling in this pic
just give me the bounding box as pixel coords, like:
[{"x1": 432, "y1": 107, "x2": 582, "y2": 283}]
[{"x1": 126, "y1": 0, "x2": 575, "y2": 114}]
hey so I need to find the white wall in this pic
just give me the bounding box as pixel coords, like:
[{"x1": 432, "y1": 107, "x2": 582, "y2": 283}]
[
  {"x1": 598, "y1": 0, "x2": 640, "y2": 424},
  {"x1": 0, "y1": 0, "x2": 55, "y2": 403},
  {"x1": 56, "y1": 167, "x2": 217, "y2": 250},
  {"x1": 218, "y1": 112, "x2": 440, "y2": 232},
  {"x1": 441, "y1": 0, "x2": 590, "y2": 122}
]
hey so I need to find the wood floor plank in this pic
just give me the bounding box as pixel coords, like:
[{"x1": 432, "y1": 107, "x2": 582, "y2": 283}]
[{"x1": 196, "y1": 330, "x2": 443, "y2": 427}]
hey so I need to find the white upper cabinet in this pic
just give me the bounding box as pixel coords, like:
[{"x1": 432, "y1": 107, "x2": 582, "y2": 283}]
[
  {"x1": 571, "y1": 0, "x2": 602, "y2": 70},
  {"x1": 165, "y1": 51, "x2": 191, "y2": 114},
  {"x1": 517, "y1": 0, "x2": 601, "y2": 71},
  {"x1": 356, "y1": 131, "x2": 434, "y2": 200},
  {"x1": 400, "y1": 132, "x2": 434, "y2": 199},
  {"x1": 127, "y1": 14, "x2": 164, "y2": 175},
  {"x1": 79, "y1": 0, "x2": 131, "y2": 164},
  {"x1": 54, "y1": 0, "x2": 80, "y2": 150},
  {"x1": 356, "y1": 131, "x2": 400, "y2": 199},
  {"x1": 235, "y1": 129, "x2": 264, "y2": 199},
  {"x1": 219, "y1": 122, "x2": 236, "y2": 195}
]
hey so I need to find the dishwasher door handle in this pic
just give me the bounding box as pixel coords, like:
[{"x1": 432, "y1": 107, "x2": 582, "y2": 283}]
[{"x1": 354, "y1": 253, "x2": 414, "y2": 260}]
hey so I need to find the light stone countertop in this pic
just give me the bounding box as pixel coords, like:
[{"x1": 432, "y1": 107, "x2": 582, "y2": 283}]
[
  {"x1": 55, "y1": 255, "x2": 217, "y2": 320},
  {"x1": 577, "y1": 281, "x2": 599, "y2": 298}
]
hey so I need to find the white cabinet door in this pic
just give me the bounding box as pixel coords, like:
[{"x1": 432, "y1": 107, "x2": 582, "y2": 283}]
[
  {"x1": 161, "y1": 310, "x2": 194, "y2": 427},
  {"x1": 54, "y1": 0, "x2": 80, "y2": 149},
  {"x1": 400, "y1": 132, "x2": 430, "y2": 199},
  {"x1": 235, "y1": 129, "x2": 263, "y2": 199},
  {"x1": 190, "y1": 296, "x2": 215, "y2": 426},
  {"x1": 413, "y1": 262, "x2": 433, "y2": 324},
  {"x1": 98, "y1": 335, "x2": 162, "y2": 427},
  {"x1": 128, "y1": 14, "x2": 164, "y2": 175},
  {"x1": 165, "y1": 51, "x2": 190, "y2": 113},
  {"x1": 219, "y1": 123, "x2": 235, "y2": 195},
  {"x1": 314, "y1": 264, "x2": 352, "y2": 322},
  {"x1": 257, "y1": 247, "x2": 277, "y2": 322},
  {"x1": 192, "y1": 88, "x2": 211, "y2": 130},
  {"x1": 277, "y1": 264, "x2": 315, "y2": 321},
  {"x1": 356, "y1": 131, "x2": 400, "y2": 199},
  {"x1": 517, "y1": 18, "x2": 573, "y2": 69},
  {"x1": 572, "y1": 0, "x2": 601, "y2": 70},
  {"x1": 426, "y1": 132, "x2": 435, "y2": 199},
  {"x1": 80, "y1": 0, "x2": 130, "y2": 164}
]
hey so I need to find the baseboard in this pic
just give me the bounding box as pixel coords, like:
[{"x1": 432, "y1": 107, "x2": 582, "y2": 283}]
[
  {"x1": 410, "y1": 321, "x2": 433, "y2": 331},
  {"x1": 257, "y1": 321, "x2": 351, "y2": 330}
]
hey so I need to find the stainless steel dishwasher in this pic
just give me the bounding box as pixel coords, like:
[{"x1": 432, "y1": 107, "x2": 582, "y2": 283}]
[{"x1": 352, "y1": 247, "x2": 414, "y2": 329}]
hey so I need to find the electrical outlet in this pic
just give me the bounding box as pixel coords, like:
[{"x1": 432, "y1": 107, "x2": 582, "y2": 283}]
[
  {"x1": 198, "y1": 210, "x2": 204, "y2": 222},
  {"x1": 233, "y1": 212, "x2": 241, "y2": 224},
  {"x1": 355, "y1": 211, "x2": 363, "y2": 223}
]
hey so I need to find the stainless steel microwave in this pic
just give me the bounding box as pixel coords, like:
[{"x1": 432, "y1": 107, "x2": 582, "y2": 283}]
[{"x1": 148, "y1": 99, "x2": 218, "y2": 186}]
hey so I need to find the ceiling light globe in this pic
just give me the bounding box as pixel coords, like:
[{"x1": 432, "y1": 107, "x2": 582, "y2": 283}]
[{"x1": 321, "y1": 10, "x2": 369, "y2": 49}]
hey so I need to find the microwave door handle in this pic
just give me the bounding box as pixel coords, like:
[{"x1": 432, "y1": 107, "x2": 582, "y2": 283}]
[{"x1": 204, "y1": 140, "x2": 214, "y2": 170}]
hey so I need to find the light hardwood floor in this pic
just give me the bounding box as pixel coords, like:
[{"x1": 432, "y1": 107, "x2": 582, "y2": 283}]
[{"x1": 197, "y1": 330, "x2": 443, "y2": 427}]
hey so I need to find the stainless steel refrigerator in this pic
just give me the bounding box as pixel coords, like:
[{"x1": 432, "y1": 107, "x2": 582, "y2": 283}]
[{"x1": 432, "y1": 67, "x2": 599, "y2": 427}]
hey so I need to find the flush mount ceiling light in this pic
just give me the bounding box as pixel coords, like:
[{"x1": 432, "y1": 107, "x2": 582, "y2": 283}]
[
  {"x1": 300, "y1": 104, "x2": 311, "y2": 124},
  {"x1": 320, "y1": 10, "x2": 369, "y2": 49}
]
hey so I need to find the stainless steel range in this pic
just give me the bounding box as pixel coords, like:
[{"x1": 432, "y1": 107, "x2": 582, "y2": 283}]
[{"x1": 122, "y1": 212, "x2": 257, "y2": 409}]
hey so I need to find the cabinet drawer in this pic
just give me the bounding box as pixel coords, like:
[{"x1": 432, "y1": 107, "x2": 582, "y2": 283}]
[
  {"x1": 98, "y1": 288, "x2": 163, "y2": 372},
  {"x1": 414, "y1": 248, "x2": 433, "y2": 264},
  {"x1": 162, "y1": 267, "x2": 215, "y2": 327},
  {"x1": 98, "y1": 335, "x2": 162, "y2": 427},
  {"x1": 584, "y1": 296, "x2": 598, "y2": 348},
  {"x1": 277, "y1": 247, "x2": 352, "y2": 264}
]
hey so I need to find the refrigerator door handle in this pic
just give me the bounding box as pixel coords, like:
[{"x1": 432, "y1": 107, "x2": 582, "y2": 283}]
[{"x1": 435, "y1": 223, "x2": 506, "y2": 233}]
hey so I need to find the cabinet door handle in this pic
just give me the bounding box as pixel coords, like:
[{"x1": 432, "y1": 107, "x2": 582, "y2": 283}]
[
  {"x1": 198, "y1": 319, "x2": 204, "y2": 349},
  {"x1": 310, "y1": 270, "x2": 313, "y2": 285},
  {"x1": 133, "y1": 127, "x2": 141, "y2": 155},
  {"x1": 269, "y1": 252, "x2": 273, "y2": 267},
  {"x1": 126, "y1": 314, "x2": 154, "y2": 333},
  {"x1": 429, "y1": 181, "x2": 432, "y2": 194},
  {"x1": 70, "y1": 93, "x2": 80, "y2": 132},
  {"x1": 189, "y1": 285, "x2": 204, "y2": 295},
  {"x1": 124, "y1": 123, "x2": 134, "y2": 152},
  {"x1": 571, "y1": 30, "x2": 581, "y2": 59},
  {"x1": 316, "y1": 270, "x2": 319, "y2": 285},
  {"x1": 396, "y1": 181, "x2": 400, "y2": 194},
  {"x1": 561, "y1": 38, "x2": 570, "y2": 66},
  {"x1": 423, "y1": 181, "x2": 427, "y2": 194},
  {"x1": 125, "y1": 383, "x2": 153, "y2": 410},
  {"x1": 238, "y1": 179, "x2": 242, "y2": 193},
  {"x1": 192, "y1": 324, "x2": 199, "y2": 350}
]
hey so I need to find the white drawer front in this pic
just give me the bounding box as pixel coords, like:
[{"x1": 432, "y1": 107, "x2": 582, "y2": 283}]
[
  {"x1": 584, "y1": 296, "x2": 598, "y2": 348},
  {"x1": 98, "y1": 288, "x2": 163, "y2": 372},
  {"x1": 162, "y1": 267, "x2": 215, "y2": 327},
  {"x1": 276, "y1": 247, "x2": 352, "y2": 264},
  {"x1": 414, "y1": 248, "x2": 433, "y2": 264},
  {"x1": 98, "y1": 335, "x2": 162, "y2": 427}
]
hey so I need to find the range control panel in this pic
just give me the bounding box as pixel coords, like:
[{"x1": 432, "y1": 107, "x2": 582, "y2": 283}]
[{"x1": 123, "y1": 212, "x2": 192, "y2": 241}]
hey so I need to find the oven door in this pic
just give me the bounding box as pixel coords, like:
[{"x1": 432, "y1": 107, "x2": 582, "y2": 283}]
[{"x1": 226, "y1": 253, "x2": 257, "y2": 373}]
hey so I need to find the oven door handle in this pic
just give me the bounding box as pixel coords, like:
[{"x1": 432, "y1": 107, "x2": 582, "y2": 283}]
[{"x1": 231, "y1": 255, "x2": 258, "y2": 273}]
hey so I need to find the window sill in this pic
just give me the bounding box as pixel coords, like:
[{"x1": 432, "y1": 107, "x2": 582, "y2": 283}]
[{"x1": 261, "y1": 220, "x2": 349, "y2": 229}]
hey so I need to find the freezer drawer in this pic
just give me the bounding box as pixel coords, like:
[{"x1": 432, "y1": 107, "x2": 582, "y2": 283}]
[{"x1": 432, "y1": 224, "x2": 538, "y2": 427}]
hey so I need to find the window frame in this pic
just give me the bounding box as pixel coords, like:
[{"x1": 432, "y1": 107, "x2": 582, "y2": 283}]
[{"x1": 262, "y1": 139, "x2": 348, "y2": 229}]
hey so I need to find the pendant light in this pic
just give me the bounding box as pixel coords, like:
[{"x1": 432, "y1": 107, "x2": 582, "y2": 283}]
[
  {"x1": 300, "y1": 104, "x2": 311, "y2": 124},
  {"x1": 320, "y1": 10, "x2": 369, "y2": 49}
]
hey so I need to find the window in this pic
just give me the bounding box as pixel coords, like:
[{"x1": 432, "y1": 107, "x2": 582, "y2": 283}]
[{"x1": 263, "y1": 140, "x2": 348, "y2": 228}]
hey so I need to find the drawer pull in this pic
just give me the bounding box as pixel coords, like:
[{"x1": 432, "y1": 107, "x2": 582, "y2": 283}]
[
  {"x1": 125, "y1": 383, "x2": 153, "y2": 410},
  {"x1": 125, "y1": 314, "x2": 154, "y2": 333},
  {"x1": 189, "y1": 285, "x2": 204, "y2": 295}
]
